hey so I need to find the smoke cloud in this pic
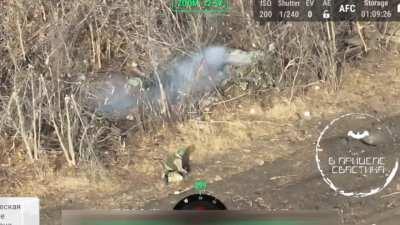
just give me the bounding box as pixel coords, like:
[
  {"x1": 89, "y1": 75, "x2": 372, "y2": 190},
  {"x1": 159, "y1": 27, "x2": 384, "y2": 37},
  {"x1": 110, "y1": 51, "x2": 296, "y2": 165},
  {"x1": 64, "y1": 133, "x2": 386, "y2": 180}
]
[{"x1": 90, "y1": 46, "x2": 257, "y2": 119}]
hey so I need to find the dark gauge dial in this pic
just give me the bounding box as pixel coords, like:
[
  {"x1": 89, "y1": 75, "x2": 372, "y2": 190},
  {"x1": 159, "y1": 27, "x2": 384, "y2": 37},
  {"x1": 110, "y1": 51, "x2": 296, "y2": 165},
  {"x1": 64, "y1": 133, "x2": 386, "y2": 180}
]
[{"x1": 173, "y1": 194, "x2": 226, "y2": 210}]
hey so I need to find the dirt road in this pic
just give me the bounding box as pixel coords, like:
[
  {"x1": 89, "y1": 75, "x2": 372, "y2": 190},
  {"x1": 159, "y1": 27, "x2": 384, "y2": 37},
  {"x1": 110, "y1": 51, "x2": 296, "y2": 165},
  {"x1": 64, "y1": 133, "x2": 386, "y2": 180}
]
[{"x1": 145, "y1": 117, "x2": 400, "y2": 224}]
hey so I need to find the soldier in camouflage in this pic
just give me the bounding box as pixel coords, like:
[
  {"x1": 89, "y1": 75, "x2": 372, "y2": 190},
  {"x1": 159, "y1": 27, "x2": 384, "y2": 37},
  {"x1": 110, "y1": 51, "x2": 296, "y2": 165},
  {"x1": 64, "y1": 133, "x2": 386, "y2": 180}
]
[{"x1": 163, "y1": 146, "x2": 194, "y2": 184}]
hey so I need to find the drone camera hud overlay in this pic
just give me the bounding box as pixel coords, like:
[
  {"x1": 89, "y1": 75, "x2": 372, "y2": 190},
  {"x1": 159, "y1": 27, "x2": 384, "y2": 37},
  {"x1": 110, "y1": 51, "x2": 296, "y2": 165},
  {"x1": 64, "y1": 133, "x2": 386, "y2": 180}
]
[{"x1": 1, "y1": 0, "x2": 400, "y2": 225}]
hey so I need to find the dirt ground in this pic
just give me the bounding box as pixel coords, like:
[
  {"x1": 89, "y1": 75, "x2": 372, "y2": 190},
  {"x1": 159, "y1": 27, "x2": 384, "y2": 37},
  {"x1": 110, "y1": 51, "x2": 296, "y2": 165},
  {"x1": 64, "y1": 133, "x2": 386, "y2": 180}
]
[
  {"x1": 2, "y1": 51, "x2": 400, "y2": 225},
  {"x1": 144, "y1": 51, "x2": 400, "y2": 225}
]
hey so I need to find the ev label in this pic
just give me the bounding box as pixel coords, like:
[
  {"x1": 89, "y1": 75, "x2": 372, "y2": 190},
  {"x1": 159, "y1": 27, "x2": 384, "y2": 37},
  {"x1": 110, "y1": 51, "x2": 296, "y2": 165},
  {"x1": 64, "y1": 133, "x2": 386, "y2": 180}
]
[{"x1": 316, "y1": 113, "x2": 398, "y2": 197}]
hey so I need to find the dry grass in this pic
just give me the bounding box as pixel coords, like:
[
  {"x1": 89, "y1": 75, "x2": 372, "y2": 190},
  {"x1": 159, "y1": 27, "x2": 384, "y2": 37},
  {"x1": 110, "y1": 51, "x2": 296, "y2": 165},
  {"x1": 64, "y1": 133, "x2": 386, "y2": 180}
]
[
  {"x1": 2, "y1": 52, "x2": 400, "y2": 225},
  {"x1": 0, "y1": 0, "x2": 397, "y2": 171}
]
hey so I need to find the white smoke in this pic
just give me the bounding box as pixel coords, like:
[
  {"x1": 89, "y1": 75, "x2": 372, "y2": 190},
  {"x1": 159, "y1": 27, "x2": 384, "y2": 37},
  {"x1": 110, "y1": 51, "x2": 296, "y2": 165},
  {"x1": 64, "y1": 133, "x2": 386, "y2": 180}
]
[{"x1": 91, "y1": 46, "x2": 259, "y2": 119}]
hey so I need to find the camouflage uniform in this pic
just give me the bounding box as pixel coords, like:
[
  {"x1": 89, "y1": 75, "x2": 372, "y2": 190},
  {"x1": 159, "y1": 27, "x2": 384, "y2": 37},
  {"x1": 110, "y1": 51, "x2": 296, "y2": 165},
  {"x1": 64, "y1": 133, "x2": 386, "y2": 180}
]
[{"x1": 163, "y1": 147, "x2": 192, "y2": 184}]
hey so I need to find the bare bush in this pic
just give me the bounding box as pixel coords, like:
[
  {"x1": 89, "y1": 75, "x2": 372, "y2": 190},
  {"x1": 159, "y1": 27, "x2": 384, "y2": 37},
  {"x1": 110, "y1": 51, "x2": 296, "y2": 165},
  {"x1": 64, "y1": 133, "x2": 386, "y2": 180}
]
[{"x1": 0, "y1": 0, "x2": 396, "y2": 166}]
